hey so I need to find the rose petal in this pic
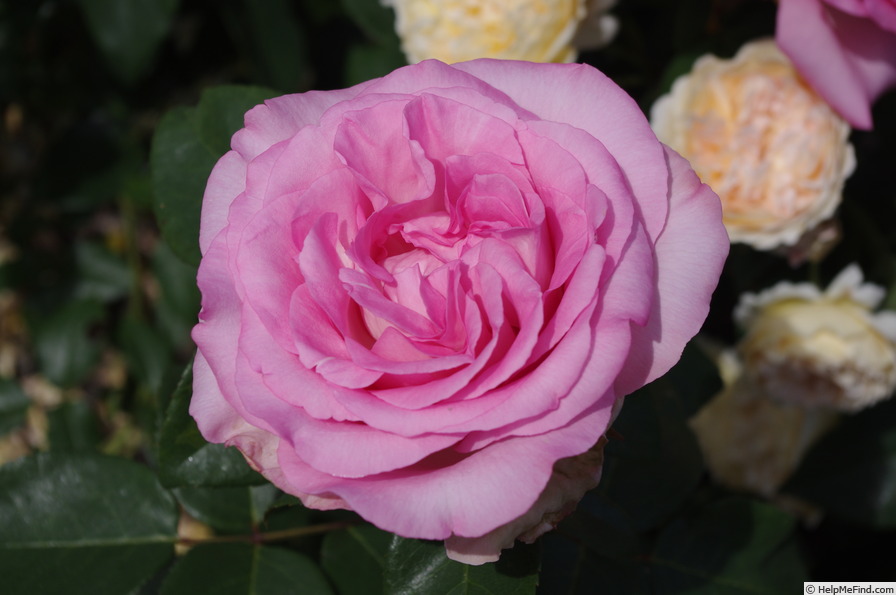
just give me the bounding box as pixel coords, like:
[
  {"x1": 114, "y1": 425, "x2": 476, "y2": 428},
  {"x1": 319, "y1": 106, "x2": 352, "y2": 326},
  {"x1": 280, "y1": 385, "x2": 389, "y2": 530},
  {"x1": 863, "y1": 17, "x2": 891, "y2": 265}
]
[
  {"x1": 614, "y1": 146, "x2": 728, "y2": 395},
  {"x1": 451, "y1": 59, "x2": 670, "y2": 242},
  {"x1": 777, "y1": 0, "x2": 896, "y2": 129}
]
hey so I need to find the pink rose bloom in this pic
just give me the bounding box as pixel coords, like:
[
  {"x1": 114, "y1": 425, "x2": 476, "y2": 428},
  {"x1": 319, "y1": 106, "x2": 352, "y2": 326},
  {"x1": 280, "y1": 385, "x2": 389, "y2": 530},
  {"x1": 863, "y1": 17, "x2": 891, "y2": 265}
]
[
  {"x1": 190, "y1": 59, "x2": 728, "y2": 564},
  {"x1": 776, "y1": 0, "x2": 896, "y2": 129}
]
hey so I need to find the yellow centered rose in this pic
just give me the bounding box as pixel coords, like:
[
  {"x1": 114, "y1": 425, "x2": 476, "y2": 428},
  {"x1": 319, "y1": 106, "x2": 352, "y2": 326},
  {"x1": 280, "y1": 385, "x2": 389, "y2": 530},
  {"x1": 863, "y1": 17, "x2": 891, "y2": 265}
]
[
  {"x1": 651, "y1": 39, "x2": 855, "y2": 251},
  {"x1": 735, "y1": 265, "x2": 896, "y2": 412},
  {"x1": 382, "y1": 0, "x2": 617, "y2": 64}
]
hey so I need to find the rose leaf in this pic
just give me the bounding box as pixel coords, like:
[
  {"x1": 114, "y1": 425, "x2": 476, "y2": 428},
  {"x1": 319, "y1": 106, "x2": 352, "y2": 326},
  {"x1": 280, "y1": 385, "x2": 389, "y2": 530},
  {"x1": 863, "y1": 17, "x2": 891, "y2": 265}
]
[
  {"x1": 76, "y1": 0, "x2": 178, "y2": 85},
  {"x1": 46, "y1": 400, "x2": 103, "y2": 453},
  {"x1": 30, "y1": 298, "x2": 104, "y2": 388},
  {"x1": 159, "y1": 543, "x2": 334, "y2": 595},
  {"x1": 150, "y1": 106, "x2": 212, "y2": 267},
  {"x1": 650, "y1": 498, "x2": 808, "y2": 593},
  {"x1": 157, "y1": 364, "x2": 265, "y2": 488},
  {"x1": 340, "y1": 0, "x2": 401, "y2": 47},
  {"x1": 151, "y1": 87, "x2": 276, "y2": 266},
  {"x1": 597, "y1": 379, "x2": 704, "y2": 532},
  {"x1": 543, "y1": 497, "x2": 807, "y2": 594},
  {"x1": 152, "y1": 224, "x2": 201, "y2": 355},
  {"x1": 321, "y1": 524, "x2": 392, "y2": 595},
  {"x1": 384, "y1": 536, "x2": 540, "y2": 595},
  {"x1": 0, "y1": 453, "x2": 178, "y2": 595},
  {"x1": 171, "y1": 484, "x2": 281, "y2": 534},
  {"x1": 783, "y1": 397, "x2": 896, "y2": 528}
]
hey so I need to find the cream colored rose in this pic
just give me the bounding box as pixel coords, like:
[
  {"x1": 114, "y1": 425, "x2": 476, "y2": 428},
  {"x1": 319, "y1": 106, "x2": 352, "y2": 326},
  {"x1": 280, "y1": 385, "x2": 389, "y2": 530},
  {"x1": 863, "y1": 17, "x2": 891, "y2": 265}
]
[
  {"x1": 691, "y1": 351, "x2": 837, "y2": 498},
  {"x1": 381, "y1": 0, "x2": 617, "y2": 64},
  {"x1": 735, "y1": 265, "x2": 896, "y2": 412},
  {"x1": 651, "y1": 39, "x2": 855, "y2": 251}
]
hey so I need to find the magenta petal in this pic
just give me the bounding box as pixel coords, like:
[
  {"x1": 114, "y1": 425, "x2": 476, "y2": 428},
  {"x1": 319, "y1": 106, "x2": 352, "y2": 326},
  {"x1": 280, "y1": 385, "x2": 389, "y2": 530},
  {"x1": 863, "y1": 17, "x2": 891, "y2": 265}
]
[
  {"x1": 404, "y1": 93, "x2": 525, "y2": 166},
  {"x1": 614, "y1": 147, "x2": 728, "y2": 396},
  {"x1": 529, "y1": 244, "x2": 606, "y2": 362},
  {"x1": 340, "y1": 268, "x2": 440, "y2": 339},
  {"x1": 445, "y1": 434, "x2": 609, "y2": 564},
  {"x1": 334, "y1": 99, "x2": 436, "y2": 205},
  {"x1": 458, "y1": 173, "x2": 530, "y2": 228},
  {"x1": 230, "y1": 308, "x2": 458, "y2": 478},
  {"x1": 191, "y1": 352, "x2": 280, "y2": 462},
  {"x1": 297, "y1": 213, "x2": 356, "y2": 337},
  {"x1": 452, "y1": 59, "x2": 670, "y2": 242},
  {"x1": 777, "y1": 0, "x2": 896, "y2": 129},
  {"x1": 231, "y1": 83, "x2": 374, "y2": 161},
  {"x1": 867, "y1": 0, "x2": 896, "y2": 31},
  {"x1": 200, "y1": 151, "x2": 247, "y2": 255},
  {"x1": 287, "y1": 415, "x2": 464, "y2": 479},
  {"x1": 272, "y1": 400, "x2": 612, "y2": 540},
  {"x1": 822, "y1": 0, "x2": 869, "y2": 17}
]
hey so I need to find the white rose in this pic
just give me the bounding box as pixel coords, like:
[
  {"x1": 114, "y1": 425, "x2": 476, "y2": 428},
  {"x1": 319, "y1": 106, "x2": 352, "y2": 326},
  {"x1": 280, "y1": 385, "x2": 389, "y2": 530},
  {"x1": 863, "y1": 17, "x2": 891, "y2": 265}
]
[
  {"x1": 650, "y1": 39, "x2": 855, "y2": 252},
  {"x1": 381, "y1": 0, "x2": 617, "y2": 64},
  {"x1": 690, "y1": 351, "x2": 837, "y2": 497},
  {"x1": 735, "y1": 265, "x2": 896, "y2": 412}
]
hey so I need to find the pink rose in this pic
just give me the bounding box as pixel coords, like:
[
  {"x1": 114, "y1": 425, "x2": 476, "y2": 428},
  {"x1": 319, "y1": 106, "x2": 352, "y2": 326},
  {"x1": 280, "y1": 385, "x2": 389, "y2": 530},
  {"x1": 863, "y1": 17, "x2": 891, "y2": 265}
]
[
  {"x1": 776, "y1": 0, "x2": 896, "y2": 129},
  {"x1": 190, "y1": 59, "x2": 728, "y2": 563}
]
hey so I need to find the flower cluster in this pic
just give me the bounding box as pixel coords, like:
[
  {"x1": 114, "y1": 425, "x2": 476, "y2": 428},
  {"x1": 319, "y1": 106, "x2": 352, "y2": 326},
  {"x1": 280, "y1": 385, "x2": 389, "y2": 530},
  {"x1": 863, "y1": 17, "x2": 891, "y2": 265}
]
[
  {"x1": 188, "y1": 0, "x2": 896, "y2": 566},
  {"x1": 650, "y1": 8, "x2": 896, "y2": 504}
]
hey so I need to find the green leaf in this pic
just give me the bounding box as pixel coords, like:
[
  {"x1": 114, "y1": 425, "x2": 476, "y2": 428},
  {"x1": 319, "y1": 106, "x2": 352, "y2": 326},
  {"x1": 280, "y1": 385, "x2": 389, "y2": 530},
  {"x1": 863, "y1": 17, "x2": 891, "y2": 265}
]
[
  {"x1": 196, "y1": 86, "x2": 279, "y2": 158},
  {"x1": 544, "y1": 497, "x2": 806, "y2": 594},
  {"x1": 663, "y1": 341, "x2": 723, "y2": 418},
  {"x1": 598, "y1": 381, "x2": 704, "y2": 532},
  {"x1": 150, "y1": 106, "x2": 214, "y2": 267},
  {"x1": 76, "y1": 0, "x2": 179, "y2": 84},
  {"x1": 340, "y1": 0, "x2": 401, "y2": 46},
  {"x1": 559, "y1": 491, "x2": 645, "y2": 560},
  {"x1": 73, "y1": 241, "x2": 132, "y2": 303},
  {"x1": 384, "y1": 536, "x2": 539, "y2": 595},
  {"x1": 321, "y1": 524, "x2": 392, "y2": 595},
  {"x1": 259, "y1": 501, "x2": 314, "y2": 534},
  {"x1": 345, "y1": 42, "x2": 407, "y2": 87},
  {"x1": 119, "y1": 317, "x2": 175, "y2": 399},
  {"x1": 784, "y1": 398, "x2": 896, "y2": 528},
  {"x1": 160, "y1": 543, "x2": 334, "y2": 595},
  {"x1": 46, "y1": 400, "x2": 103, "y2": 452},
  {"x1": 157, "y1": 364, "x2": 263, "y2": 487},
  {"x1": 151, "y1": 86, "x2": 275, "y2": 266},
  {"x1": 540, "y1": 491, "x2": 650, "y2": 594},
  {"x1": 152, "y1": 241, "x2": 200, "y2": 355},
  {"x1": 172, "y1": 484, "x2": 280, "y2": 534},
  {"x1": 650, "y1": 498, "x2": 807, "y2": 594},
  {"x1": 31, "y1": 299, "x2": 104, "y2": 388},
  {"x1": 541, "y1": 531, "x2": 652, "y2": 595},
  {"x1": 0, "y1": 453, "x2": 178, "y2": 595},
  {"x1": 243, "y1": 0, "x2": 310, "y2": 92},
  {"x1": 0, "y1": 378, "x2": 29, "y2": 436}
]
